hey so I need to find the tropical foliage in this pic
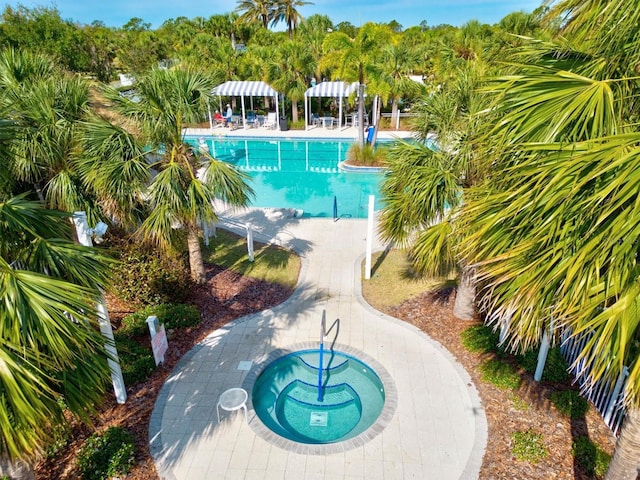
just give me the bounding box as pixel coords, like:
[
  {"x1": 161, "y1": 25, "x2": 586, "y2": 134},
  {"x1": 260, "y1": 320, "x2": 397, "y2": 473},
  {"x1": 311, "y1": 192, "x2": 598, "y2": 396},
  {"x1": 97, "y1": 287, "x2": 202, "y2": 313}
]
[
  {"x1": 103, "y1": 66, "x2": 254, "y2": 284},
  {"x1": 0, "y1": 197, "x2": 113, "y2": 461}
]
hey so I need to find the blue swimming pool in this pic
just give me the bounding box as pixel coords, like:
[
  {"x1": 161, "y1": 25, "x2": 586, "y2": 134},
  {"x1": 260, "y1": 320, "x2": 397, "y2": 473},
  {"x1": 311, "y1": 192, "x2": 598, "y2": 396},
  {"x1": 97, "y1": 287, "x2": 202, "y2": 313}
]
[{"x1": 189, "y1": 136, "x2": 384, "y2": 218}]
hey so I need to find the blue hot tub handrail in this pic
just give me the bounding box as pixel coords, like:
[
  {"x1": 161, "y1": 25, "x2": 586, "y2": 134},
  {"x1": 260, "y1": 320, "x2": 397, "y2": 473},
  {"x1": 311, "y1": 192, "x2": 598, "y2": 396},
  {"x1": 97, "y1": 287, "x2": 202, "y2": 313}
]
[
  {"x1": 317, "y1": 310, "x2": 341, "y2": 402},
  {"x1": 318, "y1": 311, "x2": 326, "y2": 401}
]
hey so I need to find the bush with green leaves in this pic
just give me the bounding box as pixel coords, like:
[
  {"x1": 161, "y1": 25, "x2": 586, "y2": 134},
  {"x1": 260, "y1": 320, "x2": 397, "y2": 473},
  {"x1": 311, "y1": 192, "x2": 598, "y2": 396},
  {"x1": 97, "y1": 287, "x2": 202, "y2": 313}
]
[
  {"x1": 480, "y1": 359, "x2": 521, "y2": 390},
  {"x1": 572, "y1": 436, "x2": 611, "y2": 478},
  {"x1": 113, "y1": 335, "x2": 155, "y2": 386},
  {"x1": 517, "y1": 346, "x2": 569, "y2": 383},
  {"x1": 461, "y1": 325, "x2": 500, "y2": 353},
  {"x1": 512, "y1": 429, "x2": 547, "y2": 463},
  {"x1": 76, "y1": 426, "x2": 136, "y2": 480},
  {"x1": 550, "y1": 389, "x2": 589, "y2": 419},
  {"x1": 108, "y1": 236, "x2": 193, "y2": 307},
  {"x1": 346, "y1": 143, "x2": 388, "y2": 166},
  {"x1": 119, "y1": 303, "x2": 201, "y2": 338}
]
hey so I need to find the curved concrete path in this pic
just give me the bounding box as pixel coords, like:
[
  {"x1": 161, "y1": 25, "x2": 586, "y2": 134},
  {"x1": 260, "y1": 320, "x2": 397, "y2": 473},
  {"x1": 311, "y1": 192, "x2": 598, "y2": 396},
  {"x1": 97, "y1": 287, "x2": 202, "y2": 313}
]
[{"x1": 149, "y1": 210, "x2": 487, "y2": 479}]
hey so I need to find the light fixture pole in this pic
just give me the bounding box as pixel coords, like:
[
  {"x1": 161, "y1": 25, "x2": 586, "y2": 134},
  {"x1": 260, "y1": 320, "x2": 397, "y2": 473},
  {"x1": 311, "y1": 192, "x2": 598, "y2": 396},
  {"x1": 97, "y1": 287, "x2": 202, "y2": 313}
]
[{"x1": 72, "y1": 212, "x2": 127, "y2": 404}]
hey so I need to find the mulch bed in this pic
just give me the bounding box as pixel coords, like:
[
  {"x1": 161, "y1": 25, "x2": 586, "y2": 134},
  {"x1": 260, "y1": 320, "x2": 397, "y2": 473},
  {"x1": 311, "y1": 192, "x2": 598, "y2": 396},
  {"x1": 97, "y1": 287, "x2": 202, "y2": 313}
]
[
  {"x1": 35, "y1": 270, "x2": 616, "y2": 479},
  {"x1": 387, "y1": 287, "x2": 617, "y2": 480}
]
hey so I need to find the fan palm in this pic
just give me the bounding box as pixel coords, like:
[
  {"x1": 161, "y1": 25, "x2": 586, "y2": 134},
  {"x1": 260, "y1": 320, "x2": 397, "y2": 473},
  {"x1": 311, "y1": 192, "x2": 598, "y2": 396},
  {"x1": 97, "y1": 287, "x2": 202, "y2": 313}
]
[
  {"x1": 236, "y1": 0, "x2": 274, "y2": 29},
  {"x1": 105, "y1": 66, "x2": 253, "y2": 284},
  {"x1": 321, "y1": 23, "x2": 392, "y2": 146},
  {"x1": 378, "y1": 61, "x2": 495, "y2": 320},
  {"x1": 0, "y1": 195, "x2": 113, "y2": 464},
  {"x1": 457, "y1": 0, "x2": 640, "y2": 477},
  {"x1": 0, "y1": 48, "x2": 97, "y2": 216},
  {"x1": 271, "y1": 0, "x2": 312, "y2": 39},
  {"x1": 267, "y1": 40, "x2": 314, "y2": 123}
]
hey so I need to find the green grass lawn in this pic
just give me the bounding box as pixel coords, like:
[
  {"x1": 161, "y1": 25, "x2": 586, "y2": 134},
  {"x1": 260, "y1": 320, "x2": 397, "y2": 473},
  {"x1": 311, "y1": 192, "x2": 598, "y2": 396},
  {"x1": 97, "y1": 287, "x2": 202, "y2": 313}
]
[
  {"x1": 203, "y1": 228, "x2": 300, "y2": 289},
  {"x1": 361, "y1": 248, "x2": 449, "y2": 311}
]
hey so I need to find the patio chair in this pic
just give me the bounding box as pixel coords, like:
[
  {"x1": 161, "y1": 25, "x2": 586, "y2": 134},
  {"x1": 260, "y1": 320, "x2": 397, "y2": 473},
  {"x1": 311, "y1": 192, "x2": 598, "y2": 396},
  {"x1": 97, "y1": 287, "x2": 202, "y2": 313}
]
[
  {"x1": 263, "y1": 112, "x2": 277, "y2": 129},
  {"x1": 246, "y1": 111, "x2": 257, "y2": 128}
]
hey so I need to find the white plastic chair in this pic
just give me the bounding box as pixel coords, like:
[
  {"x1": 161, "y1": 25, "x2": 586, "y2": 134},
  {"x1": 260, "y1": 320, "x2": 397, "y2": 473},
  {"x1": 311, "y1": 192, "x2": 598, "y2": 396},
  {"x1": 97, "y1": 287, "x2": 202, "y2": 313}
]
[{"x1": 263, "y1": 112, "x2": 277, "y2": 129}]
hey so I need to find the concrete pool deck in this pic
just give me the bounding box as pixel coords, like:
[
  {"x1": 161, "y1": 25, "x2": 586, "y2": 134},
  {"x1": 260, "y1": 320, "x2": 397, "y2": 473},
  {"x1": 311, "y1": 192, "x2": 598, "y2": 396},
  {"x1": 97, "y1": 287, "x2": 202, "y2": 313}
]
[
  {"x1": 185, "y1": 125, "x2": 414, "y2": 141},
  {"x1": 148, "y1": 209, "x2": 487, "y2": 479}
]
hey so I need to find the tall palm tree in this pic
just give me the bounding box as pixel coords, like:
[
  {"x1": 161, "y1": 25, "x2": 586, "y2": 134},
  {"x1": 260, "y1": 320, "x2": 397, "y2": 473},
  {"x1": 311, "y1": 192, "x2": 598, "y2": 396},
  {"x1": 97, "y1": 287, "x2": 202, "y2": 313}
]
[
  {"x1": 377, "y1": 40, "x2": 423, "y2": 132},
  {"x1": 0, "y1": 196, "x2": 113, "y2": 466},
  {"x1": 268, "y1": 40, "x2": 314, "y2": 122},
  {"x1": 235, "y1": 0, "x2": 274, "y2": 30},
  {"x1": 296, "y1": 14, "x2": 332, "y2": 84},
  {"x1": 379, "y1": 61, "x2": 494, "y2": 320},
  {"x1": 105, "y1": 66, "x2": 254, "y2": 284},
  {"x1": 457, "y1": 0, "x2": 640, "y2": 477},
  {"x1": 271, "y1": 0, "x2": 312, "y2": 39},
  {"x1": 321, "y1": 23, "x2": 392, "y2": 146}
]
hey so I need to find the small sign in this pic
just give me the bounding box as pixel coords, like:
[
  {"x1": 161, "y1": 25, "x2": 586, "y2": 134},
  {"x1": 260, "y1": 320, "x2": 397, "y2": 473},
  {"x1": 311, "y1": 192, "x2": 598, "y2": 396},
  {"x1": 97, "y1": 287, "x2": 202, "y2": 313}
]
[{"x1": 151, "y1": 325, "x2": 168, "y2": 365}]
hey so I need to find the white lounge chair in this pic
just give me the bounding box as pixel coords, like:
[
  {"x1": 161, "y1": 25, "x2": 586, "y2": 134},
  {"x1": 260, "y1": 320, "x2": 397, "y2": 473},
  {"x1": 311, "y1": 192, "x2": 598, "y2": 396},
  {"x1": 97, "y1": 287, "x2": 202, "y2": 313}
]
[{"x1": 263, "y1": 112, "x2": 277, "y2": 129}]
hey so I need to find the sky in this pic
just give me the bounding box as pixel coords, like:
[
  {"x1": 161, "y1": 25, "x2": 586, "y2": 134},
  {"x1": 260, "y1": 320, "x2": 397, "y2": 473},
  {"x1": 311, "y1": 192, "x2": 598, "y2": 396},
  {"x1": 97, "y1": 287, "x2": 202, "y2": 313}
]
[{"x1": 2, "y1": 0, "x2": 544, "y2": 29}]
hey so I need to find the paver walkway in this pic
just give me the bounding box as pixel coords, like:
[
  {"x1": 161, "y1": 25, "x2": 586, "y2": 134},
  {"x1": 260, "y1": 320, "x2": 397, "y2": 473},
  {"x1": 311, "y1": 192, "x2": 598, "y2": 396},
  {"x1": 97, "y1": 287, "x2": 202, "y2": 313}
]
[{"x1": 149, "y1": 209, "x2": 487, "y2": 479}]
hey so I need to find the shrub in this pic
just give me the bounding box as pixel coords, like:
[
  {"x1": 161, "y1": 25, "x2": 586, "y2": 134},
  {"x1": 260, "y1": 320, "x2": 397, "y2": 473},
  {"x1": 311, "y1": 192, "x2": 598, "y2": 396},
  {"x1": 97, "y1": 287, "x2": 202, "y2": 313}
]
[
  {"x1": 509, "y1": 393, "x2": 531, "y2": 412},
  {"x1": 119, "y1": 303, "x2": 201, "y2": 338},
  {"x1": 518, "y1": 346, "x2": 569, "y2": 383},
  {"x1": 113, "y1": 335, "x2": 155, "y2": 386},
  {"x1": 346, "y1": 143, "x2": 388, "y2": 166},
  {"x1": 480, "y1": 359, "x2": 521, "y2": 390},
  {"x1": 572, "y1": 436, "x2": 611, "y2": 478},
  {"x1": 108, "y1": 236, "x2": 193, "y2": 307},
  {"x1": 461, "y1": 325, "x2": 500, "y2": 353},
  {"x1": 550, "y1": 390, "x2": 589, "y2": 419},
  {"x1": 77, "y1": 426, "x2": 136, "y2": 480},
  {"x1": 512, "y1": 429, "x2": 547, "y2": 463}
]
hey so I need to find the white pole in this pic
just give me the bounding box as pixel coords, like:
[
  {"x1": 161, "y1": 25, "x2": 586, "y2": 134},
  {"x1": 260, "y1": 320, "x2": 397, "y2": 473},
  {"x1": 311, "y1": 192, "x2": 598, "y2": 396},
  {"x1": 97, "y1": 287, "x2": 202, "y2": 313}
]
[
  {"x1": 246, "y1": 223, "x2": 254, "y2": 262},
  {"x1": 241, "y1": 95, "x2": 246, "y2": 129},
  {"x1": 534, "y1": 327, "x2": 551, "y2": 382},
  {"x1": 365, "y1": 195, "x2": 375, "y2": 280},
  {"x1": 207, "y1": 102, "x2": 213, "y2": 130},
  {"x1": 72, "y1": 212, "x2": 127, "y2": 404},
  {"x1": 203, "y1": 221, "x2": 210, "y2": 247}
]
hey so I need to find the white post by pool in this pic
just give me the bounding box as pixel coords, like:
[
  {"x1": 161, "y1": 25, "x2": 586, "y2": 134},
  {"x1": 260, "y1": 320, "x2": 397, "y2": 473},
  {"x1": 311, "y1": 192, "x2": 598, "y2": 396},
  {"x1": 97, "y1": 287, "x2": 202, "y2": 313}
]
[
  {"x1": 246, "y1": 223, "x2": 254, "y2": 262},
  {"x1": 365, "y1": 195, "x2": 375, "y2": 280},
  {"x1": 72, "y1": 212, "x2": 127, "y2": 404}
]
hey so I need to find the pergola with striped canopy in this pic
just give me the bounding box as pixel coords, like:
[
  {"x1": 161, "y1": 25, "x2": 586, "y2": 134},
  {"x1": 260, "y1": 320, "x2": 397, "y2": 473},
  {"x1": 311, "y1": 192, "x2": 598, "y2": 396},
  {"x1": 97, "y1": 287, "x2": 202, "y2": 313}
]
[
  {"x1": 211, "y1": 81, "x2": 280, "y2": 129},
  {"x1": 304, "y1": 81, "x2": 359, "y2": 131}
]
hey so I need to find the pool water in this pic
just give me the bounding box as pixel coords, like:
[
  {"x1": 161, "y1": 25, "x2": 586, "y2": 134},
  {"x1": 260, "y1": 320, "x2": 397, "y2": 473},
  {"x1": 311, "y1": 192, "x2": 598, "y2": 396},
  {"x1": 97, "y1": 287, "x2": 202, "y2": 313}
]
[
  {"x1": 189, "y1": 137, "x2": 384, "y2": 218},
  {"x1": 252, "y1": 349, "x2": 385, "y2": 444}
]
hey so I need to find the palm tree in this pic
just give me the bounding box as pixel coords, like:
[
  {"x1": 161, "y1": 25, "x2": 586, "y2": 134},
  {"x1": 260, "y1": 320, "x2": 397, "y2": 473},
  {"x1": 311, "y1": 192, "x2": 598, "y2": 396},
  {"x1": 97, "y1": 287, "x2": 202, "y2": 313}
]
[
  {"x1": 235, "y1": 0, "x2": 274, "y2": 30},
  {"x1": 321, "y1": 23, "x2": 392, "y2": 146},
  {"x1": 268, "y1": 40, "x2": 314, "y2": 123},
  {"x1": 0, "y1": 49, "x2": 97, "y2": 215},
  {"x1": 105, "y1": 66, "x2": 254, "y2": 284},
  {"x1": 456, "y1": 0, "x2": 640, "y2": 477},
  {"x1": 376, "y1": 40, "x2": 423, "y2": 133},
  {"x1": 271, "y1": 0, "x2": 312, "y2": 39},
  {"x1": 378, "y1": 61, "x2": 494, "y2": 320},
  {"x1": 0, "y1": 196, "x2": 113, "y2": 467}
]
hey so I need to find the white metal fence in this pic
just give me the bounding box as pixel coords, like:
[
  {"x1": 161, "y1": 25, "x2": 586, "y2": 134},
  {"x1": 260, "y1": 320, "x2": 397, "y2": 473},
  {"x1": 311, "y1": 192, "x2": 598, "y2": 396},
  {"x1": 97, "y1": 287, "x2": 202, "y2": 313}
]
[{"x1": 560, "y1": 329, "x2": 629, "y2": 436}]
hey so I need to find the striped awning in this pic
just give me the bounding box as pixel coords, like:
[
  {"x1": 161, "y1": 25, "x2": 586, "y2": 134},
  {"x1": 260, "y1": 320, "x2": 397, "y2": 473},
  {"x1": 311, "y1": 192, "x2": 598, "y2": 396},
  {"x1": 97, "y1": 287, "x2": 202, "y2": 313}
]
[
  {"x1": 212, "y1": 81, "x2": 279, "y2": 97},
  {"x1": 304, "y1": 81, "x2": 359, "y2": 98}
]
